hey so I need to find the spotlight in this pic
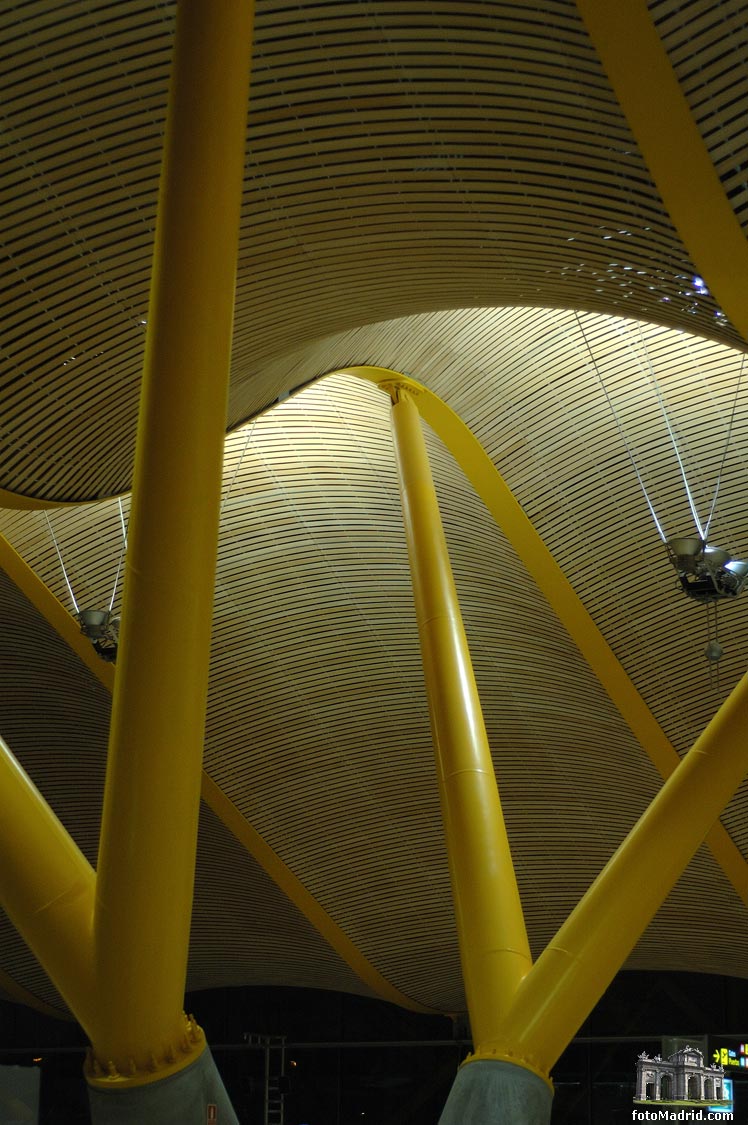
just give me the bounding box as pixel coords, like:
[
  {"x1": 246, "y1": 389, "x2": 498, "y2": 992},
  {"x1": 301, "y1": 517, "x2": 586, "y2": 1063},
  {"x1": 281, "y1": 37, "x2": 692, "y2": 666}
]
[
  {"x1": 76, "y1": 608, "x2": 119, "y2": 662},
  {"x1": 666, "y1": 538, "x2": 748, "y2": 603}
]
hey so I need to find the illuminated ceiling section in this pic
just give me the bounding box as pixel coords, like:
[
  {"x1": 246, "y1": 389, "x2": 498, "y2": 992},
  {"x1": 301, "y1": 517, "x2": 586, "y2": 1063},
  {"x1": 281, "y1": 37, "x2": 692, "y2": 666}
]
[
  {"x1": 2, "y1": 0, "x2": 748, "y2": 1015},
  {"x1": 2, "y1": 308, "x2": 748, "y2": 1013},
  {"x1": 1, "y1": 1, "x2": 744, "y2": 502}
]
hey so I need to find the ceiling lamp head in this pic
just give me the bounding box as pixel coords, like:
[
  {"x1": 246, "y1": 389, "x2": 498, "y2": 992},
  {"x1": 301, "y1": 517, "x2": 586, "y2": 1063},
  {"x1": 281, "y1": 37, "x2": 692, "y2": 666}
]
[
  {"x1": 76, "y1": 608, "x2": 119, "y2": 662},
  {"x1": 666, "y1": 537, "x2": 703, "y2": 573},
  {"x1": 666, "y1": 538, "x2": 748, "y2": 603}
]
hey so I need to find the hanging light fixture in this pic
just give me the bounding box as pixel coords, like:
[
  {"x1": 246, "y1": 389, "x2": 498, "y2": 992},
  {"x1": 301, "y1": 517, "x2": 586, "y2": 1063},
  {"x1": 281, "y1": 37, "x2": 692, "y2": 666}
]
[
  {"x1": 665, "y1": 537, "x2": 748, "y2": 603},
  {"x1": 45, "y1": 498, "x2": 128, "y2": 664},
  {"x1": 76, "y1": 608, "x2": 120, "y2": 662},
  {"x1": 576, "y1": 314, "x2": 748, "y2": 606}
]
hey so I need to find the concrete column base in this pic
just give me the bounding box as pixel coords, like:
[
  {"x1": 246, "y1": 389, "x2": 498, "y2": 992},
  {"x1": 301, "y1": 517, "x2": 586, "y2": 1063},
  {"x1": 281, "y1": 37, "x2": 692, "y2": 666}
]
[
  {"x1": 88, "y1": 1047, "x2": 238, "y2": 1124},
  {"x1": 439, "y1": 1059, "x2": 553, "y2": 1125}
]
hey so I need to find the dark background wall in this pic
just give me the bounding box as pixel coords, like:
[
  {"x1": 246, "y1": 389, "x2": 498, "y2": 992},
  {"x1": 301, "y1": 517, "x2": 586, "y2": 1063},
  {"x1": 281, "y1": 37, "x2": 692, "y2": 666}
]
[{"x1": 1, "y1": 972, "x2": 746, "y2": 1124}]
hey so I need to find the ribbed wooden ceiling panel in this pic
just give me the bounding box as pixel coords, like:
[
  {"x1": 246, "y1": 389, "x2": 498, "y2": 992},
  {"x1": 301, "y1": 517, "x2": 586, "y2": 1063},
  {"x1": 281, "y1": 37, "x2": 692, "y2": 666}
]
[
  {"x1": 2, "y1": 1, "x2": 748, "y2": 1014},
  {"x1": 0, "y1": 566, "x2": 380, "y2": 1011},
  {"x1": 650, "y1": 0, "x2": 748, "y2": 231},
  {"x1": 0, "y1": 911, "x2": 66, "y2": 1014},
  {"x1": 239, "y1": 307, "x2": 748, "y2": 752},
  {"x1": 3, "y1": 324, "x2": 748, "y2": 1008},
  {"x1": 0, "y1": 1, "x2": 742, "y2": 500}
]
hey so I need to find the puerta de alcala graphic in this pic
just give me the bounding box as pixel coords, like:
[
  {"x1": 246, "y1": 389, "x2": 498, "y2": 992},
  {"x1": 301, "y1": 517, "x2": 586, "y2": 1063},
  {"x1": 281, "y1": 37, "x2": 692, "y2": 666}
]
[{"x1": 635, "y1": 1047, "x2": 725, "y2": 1104}]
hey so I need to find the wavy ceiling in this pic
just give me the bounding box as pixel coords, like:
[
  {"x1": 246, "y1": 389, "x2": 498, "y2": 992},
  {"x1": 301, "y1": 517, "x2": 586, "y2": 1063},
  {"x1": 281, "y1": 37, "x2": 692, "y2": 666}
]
[
  {"x1": 1, "y1": 1, "x2": 748, "y2": 1020},
  {"x1": 1, "y1": 0, "x2": 744, "y2": 501}
]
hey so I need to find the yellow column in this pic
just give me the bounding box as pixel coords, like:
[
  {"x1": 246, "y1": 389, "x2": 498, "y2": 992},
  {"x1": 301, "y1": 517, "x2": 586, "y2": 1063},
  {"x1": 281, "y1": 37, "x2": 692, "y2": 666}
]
[
  {"x1": 388, "y1": 385, "x2": 532, "y2": 1054},
  {"x1": 339, "y1": 367, "x2": 748, "y2": 908},
  {"x1": 498, "y1": 666, "x2": 748, "y2": 1075},
  {"x1": 0, "y1": 736, "x2": 96, "y2": 1035},
  {"x1": 91, "y1": 0, "x2": 254, "y2": 1081},
  {"x1": 576, "y1": 0, "x2": 748, "y2": 341}
]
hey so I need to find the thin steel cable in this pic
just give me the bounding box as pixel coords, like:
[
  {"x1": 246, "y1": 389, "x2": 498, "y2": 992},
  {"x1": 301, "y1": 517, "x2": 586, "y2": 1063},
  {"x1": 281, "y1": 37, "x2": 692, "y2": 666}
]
[
  {"x1": 704, "y1": 354, "x2": 747, "y2": 539},
  {"x1": 635, "y1": 324, "x2": 705, "y2": 539},
  {"x1": 678, "y1": 334, "x2": 747, "y2": 551},
  {"x1": 118, "y1": 495, "x2": 128, "y2": 547},
  {"x1": 44, "y1": 512, "x2": 79, "y2": 613},
  {"x1": 613, "y1": 320, "x2": 685, "y2": 530},
  {"x1": 630, "y1": 329, "x2": 741, "y2": 552},
  {"x1": 706, "y1": 601, "x2": 721, "y2": 702},
  {"x1": 108, "y1": 498, "x2": 129, "y2": 613},
  {"x1": 574, "y1": 313, "x2": 667, "y2": 541},
  {"x1": 706, "y1": 603, "x2": 714, "y2": 698},
  {"x1": 220, "y1": 420, "x2": 256, "y2": 516}
]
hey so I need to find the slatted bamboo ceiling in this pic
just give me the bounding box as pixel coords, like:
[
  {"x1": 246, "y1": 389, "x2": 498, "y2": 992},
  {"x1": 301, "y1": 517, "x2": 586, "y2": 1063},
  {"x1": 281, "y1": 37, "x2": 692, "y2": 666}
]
[
  {"x1": 2, "y1": 1, "x2": 748, "y2": 1017},
  {"x1": 1, "y1": 0, "x2": 746, "y2": 501}
]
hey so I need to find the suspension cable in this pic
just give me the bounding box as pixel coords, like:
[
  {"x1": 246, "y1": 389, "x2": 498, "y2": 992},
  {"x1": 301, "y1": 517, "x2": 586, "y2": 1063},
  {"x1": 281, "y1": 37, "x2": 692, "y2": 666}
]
[
  {"x1": 44, "y1": 512, "x2": 79, "y2": 613},
  {"x1": 574, "y1": 313, "x2": 668, "y2": 542},
  {"x1": 220, "y1": 419, "x2": 256, "y2": 516},
  {"x1": 704, "y1": 353, "x2": 746, "y2": 540},
  {"x1": 117, "y1": 494, "x2": 128, "y2": 548},
  {"x1": 635, "y1": 324, "x2": 705, "y2": 539},
  {"x1": 108, "y1": 498, "x2": 129, "y2": 613},
  {"x1": 706, "y1": 600, "x2": 721, "y2": 701}
]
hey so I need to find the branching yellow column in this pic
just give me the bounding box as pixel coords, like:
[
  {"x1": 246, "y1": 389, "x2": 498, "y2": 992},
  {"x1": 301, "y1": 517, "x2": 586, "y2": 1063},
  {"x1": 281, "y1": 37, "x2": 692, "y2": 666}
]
[
  {"x1": 91, "y1": 0, "x2": 254, "y2": 1082},
  {"x1": 389, "y1": 385, "x2": 532, "y2": 1054},
  {"x1": 338, "y1": 366, "x2": 748, "y2": 907},
  {"x1": 576, "y1": 0, "x2": 748, "y2": 341},
  {"x1": 498, "y1": 666, "x2": 748, "y2": 1076},
  {"x1": 0, "y1": 736, "x2": 96, "y2": 1034}
]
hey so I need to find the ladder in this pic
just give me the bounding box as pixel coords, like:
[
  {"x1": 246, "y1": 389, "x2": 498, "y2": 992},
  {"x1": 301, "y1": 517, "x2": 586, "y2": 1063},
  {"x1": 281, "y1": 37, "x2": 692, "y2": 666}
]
[{"x1": 245, "y1": 1033, "x2": 287, "y2": 1125}]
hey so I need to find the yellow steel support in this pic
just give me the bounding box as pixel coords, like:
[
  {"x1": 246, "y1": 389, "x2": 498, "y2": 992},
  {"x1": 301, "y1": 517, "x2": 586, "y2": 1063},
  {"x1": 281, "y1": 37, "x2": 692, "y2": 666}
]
[
  {"x1": 0, "y1": 489, "x2": 73, "y2": 510},
  {"x1": 388, "y1": 385, "x2": 532, "y2": 1051},
  {"x1": 0, "y1": 532, "x2": 437, "y2": 1018},
  {"x1": 498, "y1": 666, "x2": 748, "y2": 1076},
  {"x1": 338, "y1": 366, "x2": 748, "y2": 907},
  {"x1": 576, "y1": 0, "x2": 748, "y2": 342},
  {"x1": 0, "y1": 736, "x2": 96, "y2": 1035},
  {"x1": 199, "y1": 774, "x2": 440, "y2": 1015},
  {"x1": 0, "y1": 534, "x2": 114, "y2": 691},
  {"x1": 353, "y1": 367, "x2": 748, "y2": 1084},
  {"x1": 91, "y1": 0, "x2": 254, "y2": 1083},
  {"x1": 0, "y1": 963, "x2": 70, "y2": 1022}
]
